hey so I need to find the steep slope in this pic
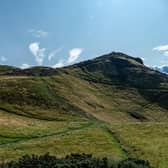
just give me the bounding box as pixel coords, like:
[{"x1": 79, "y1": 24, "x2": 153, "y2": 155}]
[
  {"x1": 66, "y1": 52, "x2": 168, "y2": 110},
  {"x1": 67, "y1": 52, "x2": 168, "y2": 88}
]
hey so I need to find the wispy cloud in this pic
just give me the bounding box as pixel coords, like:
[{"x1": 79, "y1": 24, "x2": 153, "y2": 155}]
[
  {"x1": 164, "y1": 51, "x2": 168, "y2": 56},
  {"x1": 48, "y1": 48, "x2": 62, "y2": 61},
  {"x1": 28, "y1": 44, "x2": 84, "y2": 67},
  {"x1": 0, "y1": 56, "x2": 7, "y2": 62},
  {"x1": 29, "y1": 29, "x2": 48, "y2": 38},
  {"x1": 29, "y1": 42, "x2": 46, "y2": 66},
  {"x1": 68, "y1": 48, "x2": 83, "y2": 63},
  {"x1": 52, "y1": 60, "x2": 65, "y2": 68},
  {"x1": 52, "y1": 48, "x2": 84, "y2": 68},
  {"x1": 153, "y1": 45, "x2": 168, "y2": 51},
  {"x1": 153, "y1": 44, "x2": 168, "y2": 57},
  {"x1": 20, "y1": 63, "x2": 31, "y2": 69}
]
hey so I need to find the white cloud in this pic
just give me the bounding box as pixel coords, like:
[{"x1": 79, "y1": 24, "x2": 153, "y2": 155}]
[
  {"x1": 29, "y1": 42, "x2": 46, "y2": 66},
  {"x1": 48, "y1": 48, "x2": 62, "y2": 61},
  {"x1": 153, "y1": 44, "x2": 168, "y2": 57},
  {"x1": 29, "y1": 29, "x2": 48, "y2": 38},
  {"x1": 164, "y1": 51, "x2": 168, "y2": 56},
  {"x1": 21, "y1": 63, "x2": 31, "y2": 69},
  {"x1": 153, "y1": 45, "x2": 168, "y2": 51},
  {"x1": 68, "y1": 48, "x2": 83, "y2": 63},
  {"x1": 0, "y1": 56, "x2": 7, "y2": 62},
  {"x1": 52, "y1": 60, "x2": 64, "y2": 68}
]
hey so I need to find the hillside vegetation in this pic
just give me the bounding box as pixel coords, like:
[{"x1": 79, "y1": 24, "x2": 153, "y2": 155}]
[{"x1": 0, "y1": 52, "x2": 168, "y2": 167}]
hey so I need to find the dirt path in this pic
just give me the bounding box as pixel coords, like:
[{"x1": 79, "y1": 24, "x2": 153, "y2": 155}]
[{"x1": 0, "y1": 122, "x2": 93, "y2": 148}]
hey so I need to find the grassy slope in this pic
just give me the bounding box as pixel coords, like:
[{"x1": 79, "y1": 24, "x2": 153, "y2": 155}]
[
  {"x1": 0, "y1": 64, "x2": 168, "y2": 167},
  {"x1": 44, "y1": 73, "x2": 168, "y2": 122},
  {"x1": 0, "y1": 75, "x2": 128, "y2": 162}
]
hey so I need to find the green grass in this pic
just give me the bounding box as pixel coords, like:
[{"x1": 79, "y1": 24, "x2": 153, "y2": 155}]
[
  {"x1": 0, "y1": 108, "x2": 125, "y2": 162},
  {"x1": 0, "y1": 123, "x2": 125, "y2": 162},
  {"x1": 0, "y1": 109, "x2": 88, "y2": 139},
  {"x1": 109, "y1": 123, "x2": 168, "y2": 168}
]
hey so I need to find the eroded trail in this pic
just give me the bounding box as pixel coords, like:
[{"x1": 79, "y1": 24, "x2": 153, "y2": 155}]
[{"x1": 0, "y1": 122, "x2": 93, "y2": 147}]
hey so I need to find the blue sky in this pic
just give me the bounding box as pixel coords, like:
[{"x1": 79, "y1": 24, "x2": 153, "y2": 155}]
[{"x1": 0, "y1": 0, "x2": 168, "y2": 68}]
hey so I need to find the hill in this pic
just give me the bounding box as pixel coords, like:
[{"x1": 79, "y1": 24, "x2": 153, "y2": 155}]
[
  {"x1": 0, "y1": 52, "x2": 168, "y2": 167},
  {"x1": 1, "y1": 52, "x2": 168, "y2": 122}
]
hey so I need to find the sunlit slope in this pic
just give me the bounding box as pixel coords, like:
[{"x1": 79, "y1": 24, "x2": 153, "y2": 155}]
[{"x1": 0, "y1": 75, "x2": 168, "y2": 123}]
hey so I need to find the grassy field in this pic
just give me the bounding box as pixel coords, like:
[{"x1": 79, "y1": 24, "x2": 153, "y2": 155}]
[
  {"x1": 0, "y1": 126, "x2": 126, "y2": 162},
  {"x1": 1, "y1": 104, "x2": 168, "y2": 168},
  {"x1": 2, "y1": 107, "x2": 168, "y2": 168},
  {"x1": 0, "y1": 108, "x2": 126, "y2": 162},
  {"x1": 109, "y1": 123, "x2": 168, "y2": 168}
]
